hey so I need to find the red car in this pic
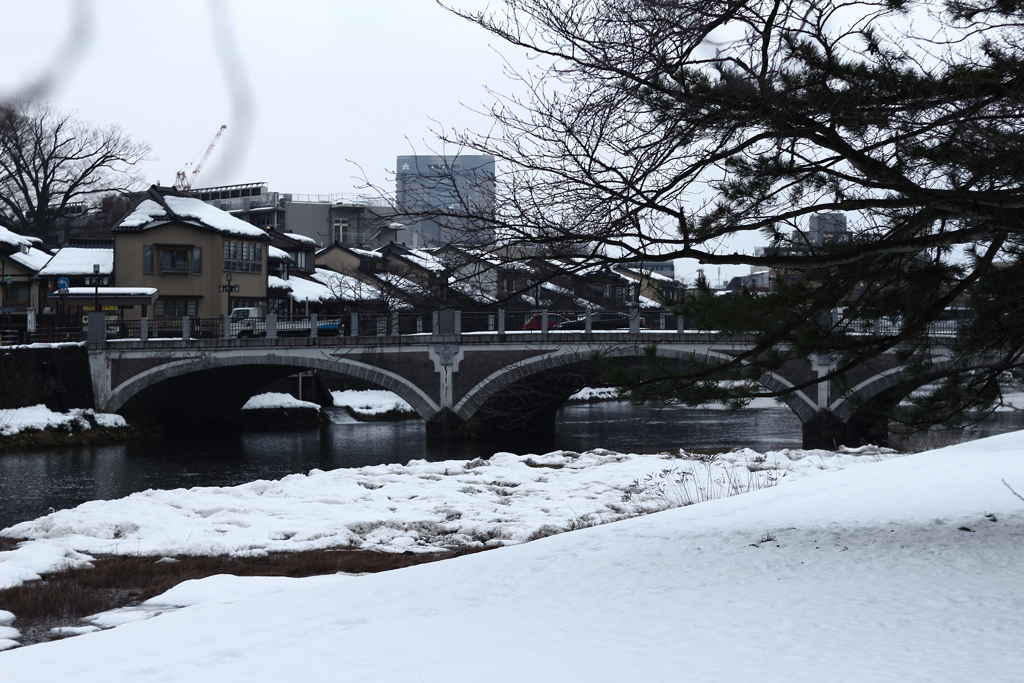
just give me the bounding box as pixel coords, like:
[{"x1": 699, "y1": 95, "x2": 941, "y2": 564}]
[{"x1": 522, "y1": 313, "x2": 567, "y2": 330}]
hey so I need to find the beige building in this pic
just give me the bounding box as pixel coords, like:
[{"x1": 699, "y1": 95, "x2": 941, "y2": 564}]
[{"x1": 113, "y1": 188, "x2": 270, "y2": 319}]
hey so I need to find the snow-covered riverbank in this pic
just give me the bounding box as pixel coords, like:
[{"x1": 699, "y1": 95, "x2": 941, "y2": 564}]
[
  {"x1": 1, "y1": 430, "x2": 1021, "y2": 680},
  {"x1": 0, "y1": 405, "x2": 136, "y2": 452},
  {"x1": 0, "y1": 444, "x2": 898, "y2": 589}
]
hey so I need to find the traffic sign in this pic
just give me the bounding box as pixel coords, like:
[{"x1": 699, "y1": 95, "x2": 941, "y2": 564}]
[{"x1": 57, "y1": 277, "x2": 70, "y2": 289}]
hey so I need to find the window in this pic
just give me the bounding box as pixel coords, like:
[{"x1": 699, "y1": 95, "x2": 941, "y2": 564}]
[
  {"x1": 84, "y1": 277, "x2": 110, "y2": 286},
  {"x1": 333, "y1": 218, "x2": 349, "y2": 243},
  {"x1": 296, "y1": 251, "x2": 307, "y2": 270},
  {"x1": 3, "y1": 284, "x2": 28, "y2": 310},
  {"x1": 192, "y1": 247, "x2": 202, "y2": 275},
  {"x1": 223, "y1": 240, "x2": 263, "y2": 272},
  {"x1": 143, "y1": 246, "x2": 153, "y2": 274},
  {"x1": 160, "y1": 248, "x2": 190, "y2": 273},
  {"x1": 154, "y1": 299, "x2": 198, "y2": 317}
]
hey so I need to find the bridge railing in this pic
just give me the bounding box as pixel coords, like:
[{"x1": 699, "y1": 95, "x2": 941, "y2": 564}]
[
  {"x1": 348, "y1": 312, "x2": 435, "y2": 336},
  {"x1": 836, "y1": 314, "x2": 969, "y2": 337},
  {"x1": 89, "y1": 308, "x2": 972, "y2": 344},
  {"x1": 0, "y1": 325, "x2": 86, "y2": 346}
]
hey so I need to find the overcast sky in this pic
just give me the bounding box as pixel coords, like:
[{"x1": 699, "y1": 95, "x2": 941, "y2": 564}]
[
  {"x1": 0, "y1": 0, "x2": 507, "y2": 196},
  {"x1": 0, "y1": 0, "x2": 753, "y2": 283}
]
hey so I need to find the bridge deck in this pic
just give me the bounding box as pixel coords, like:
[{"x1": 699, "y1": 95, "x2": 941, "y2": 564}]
[{"x1": 88, "y1": 330, "x2": 741, "y2": 351}]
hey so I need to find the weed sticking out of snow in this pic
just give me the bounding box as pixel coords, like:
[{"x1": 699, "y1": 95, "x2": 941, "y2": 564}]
[{"x1": 621, "y1": 451, "x2": 784, "y2": 511}]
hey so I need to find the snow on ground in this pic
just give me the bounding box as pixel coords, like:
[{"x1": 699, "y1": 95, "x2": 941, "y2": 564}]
[
  {"x1": 567, "y1": 385, "x2": 781, "y2": 408},
  {"x1": 0, "y1": 405, "x2": 127, "y2": 436},
  {"x1": 330, "y1": 389, "x2": 415, "y2": 416},
  {"x1": 2, "y1": 433, "x2": 1023, "y2": 681},
  {"x1": 240, "y1": 392, "x2": 320, "y2": 411},
  {"x1": 3, "y1": 342, "x2": 85, "y2": 350},
  {"x1": 998, "y1": 389, "x2": 1024, "y2": 411},
  {"x1": 0, "y1": 445, "x2": 896, "y2": 588},
  {"x1": 568, "y1": 386, "x2": 620, "y2": 401}
]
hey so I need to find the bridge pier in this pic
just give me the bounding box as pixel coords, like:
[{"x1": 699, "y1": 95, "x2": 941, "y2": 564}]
[
  {"x1": 425, "y1": 409, "x2": 467, "y2": 439},
  {"x1": 801, "y1": 411, "x2": 847, "y2": 450},
  {"x1": 801, "y1": 409, "x2": 889, "y2": 450}
]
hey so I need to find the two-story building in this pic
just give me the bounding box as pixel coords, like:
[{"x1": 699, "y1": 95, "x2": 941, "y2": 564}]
[
  {"x1": 0, "y1": 226, "x2": 51, "y2": 333},
  {"x1": 112, "y1": 187, "x2": 271, "y2": 320}
]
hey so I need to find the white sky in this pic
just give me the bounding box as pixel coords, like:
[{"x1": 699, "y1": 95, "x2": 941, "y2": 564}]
[
  {"x1": 0, "y1": 0, "x2": 507, "y2": 196},
  {"x1": 0, "y1": 0, "x2": 751, "y2": 284}
]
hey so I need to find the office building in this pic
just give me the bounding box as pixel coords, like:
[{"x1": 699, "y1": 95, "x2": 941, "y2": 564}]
[{"x1": 396, "y1": 155, "x2": 495, "y2": 247}]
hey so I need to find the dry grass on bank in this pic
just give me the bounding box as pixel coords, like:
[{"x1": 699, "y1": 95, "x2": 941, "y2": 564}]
[{"x1": 0, "y1": 544, "x2": 491, "y2": 647}]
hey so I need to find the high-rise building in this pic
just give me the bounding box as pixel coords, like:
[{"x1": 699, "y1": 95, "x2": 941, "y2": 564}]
[
  {"x1": 804, "y1": 213, "x2": 848, "y2": 246},
  {"x1": 396, "y1": 155, "x2": 495, "y2": 247}
]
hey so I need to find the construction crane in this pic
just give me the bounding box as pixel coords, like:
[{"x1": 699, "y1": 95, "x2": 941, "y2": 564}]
[{"x1": 174, "y1": 125, "x2": 227, "y2": 191}]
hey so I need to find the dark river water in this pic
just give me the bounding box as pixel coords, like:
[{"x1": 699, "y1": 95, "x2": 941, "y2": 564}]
[{"x1": 1, "y1": 401, "x2": 1022, "y2": 529}]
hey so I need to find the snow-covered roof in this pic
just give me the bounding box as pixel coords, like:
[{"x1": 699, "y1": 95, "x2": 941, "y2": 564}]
[
  {"x1": 350, "y1": 247, "x2": 383, "y2": 260},
  {"x1": 401, "y1": 248, "x2": 446, "y2": 274},
  {"x1": 454, "y1": 247, "x2": 533, "y2": 271},
  {"x1": 616, "y1": 265, "x2": 677, "y2": 284},
  {"x1": 268, "y1": 246, "x2": 292, "y2": 261},
  {"x1": 0, "y1": 225, "x2": 41, "y2": 250},
  {"x1": 541, "y1": 281, "x2": 593, "y2": 309},
  {"x1": 309, "y1": 268, "x2": 382, "y2": 302},
  {"x1": 267, "y1": 275, "x2": 335, "y2": 303},
  {"x1": 39, "y1": 248, "x2": 113, "y2": 276},
  {"x1": 280, "y1": 232, "x2": 317, "y2": 246},
  {"x1": 637, "y1": 294, "x2": 662, "y2": 309},
  {"x1": 119, "y1": 195, "x2": 268, "y2": 238},
  {"x1": 374, "y1": 272, "x2": 430, "y2": 300},
  {"x1": 7, "y1": 246, "x2": 52, "y2": 272},
  {"x1": 646, "y1": 270, "x2": 675, "y2": 283},
  {"x1": 450, "y1": 280, "x2": 498, "y2": 304},
  {"x1": 0, "y1": 226, "x2": 50, "y2": 272}
]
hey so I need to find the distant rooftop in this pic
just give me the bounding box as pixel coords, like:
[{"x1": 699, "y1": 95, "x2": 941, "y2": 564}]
[{"x1": 187, "y1": 183, "x2": 393, "y2": 208}]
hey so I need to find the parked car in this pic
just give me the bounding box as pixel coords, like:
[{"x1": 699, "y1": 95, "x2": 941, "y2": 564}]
[
  {"x1": 554, "y1": 311, "x2": 643, "y2": 330},
  {"x1": 228, "y1": 307, "x2": 341, "y2": 338},
  {"x1": 522, "y1": 312, "x2": 568, "y2": 330}
]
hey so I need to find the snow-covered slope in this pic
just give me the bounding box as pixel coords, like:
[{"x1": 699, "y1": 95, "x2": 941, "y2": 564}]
[{"x1": 3, "y1": 432, "x2": 1023, "y2": 682}]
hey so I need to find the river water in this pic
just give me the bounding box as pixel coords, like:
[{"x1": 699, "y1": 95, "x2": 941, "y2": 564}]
[{"x1": 2, "y1": 401, "x2": 1022, "y2": 529}]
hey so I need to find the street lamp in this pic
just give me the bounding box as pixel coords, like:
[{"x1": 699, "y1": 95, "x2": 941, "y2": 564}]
[
  {"x1": 3, "y1": 275, "x2": 11, "y2": 331},
  {"x1": 219, "y1": 273, "x2": 238, "y2": 315},
  {"x1": 93, "y1": 264, "x2": 100, "y2": 317}
]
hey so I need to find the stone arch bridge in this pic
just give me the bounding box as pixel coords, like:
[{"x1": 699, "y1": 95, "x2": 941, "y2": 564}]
[{"x1": 88, "y1": 331, "x2": 955, "y2": 449}]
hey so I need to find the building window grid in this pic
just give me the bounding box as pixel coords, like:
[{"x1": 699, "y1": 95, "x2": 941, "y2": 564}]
[
  {"x1": 223, "y1": 241, "x2": 263, "y2": 273},
  {"x1": 154, "y1": 299, "x2": 198, "y2": 317},
  {"x1": 160, "y1": 248, "x2": 191, "y2": 273}
]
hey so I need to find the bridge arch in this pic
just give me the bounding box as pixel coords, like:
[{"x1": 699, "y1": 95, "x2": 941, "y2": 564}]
[
  {"x1": 452, "y1": 344, "x2": 815, "y2": 428},
  {"x1": 106, "y1": 352, "x2": 441, "y2": 426}
]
